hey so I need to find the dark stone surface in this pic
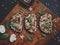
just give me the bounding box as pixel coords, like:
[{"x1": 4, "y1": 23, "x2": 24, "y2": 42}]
[
  {"x1": 0, "y1": 0, "x2": 17, "y2": 22},
  {"x1": 46, "y1": 31, "x2": 60, "y2": 45}
]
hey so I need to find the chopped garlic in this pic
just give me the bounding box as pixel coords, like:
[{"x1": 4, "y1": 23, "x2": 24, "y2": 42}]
[
  {"x1": 26, "y1": 22, "x2": 30, "y2": 26},
  {"x1": 29, "y1": 29, "x2": 33, "y2": 33}
]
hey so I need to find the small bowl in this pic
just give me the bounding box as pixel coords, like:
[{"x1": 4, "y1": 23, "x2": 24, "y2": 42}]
[{"x1": 18, "y1": 0, "x2": 34, "y2": 7}]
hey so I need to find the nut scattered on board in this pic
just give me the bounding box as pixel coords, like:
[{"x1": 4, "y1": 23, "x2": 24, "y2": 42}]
[
  {"x1": 29, "y1": 7, "x2": 33, "y2": 11},
  {"x1": 20, "y1": 35, "x2": 25, "y2": 40}
]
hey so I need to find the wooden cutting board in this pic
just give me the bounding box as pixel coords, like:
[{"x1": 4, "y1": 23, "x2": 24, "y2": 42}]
[{"x1": 0, "y1": 0, "x2": 60, "y2": 45}]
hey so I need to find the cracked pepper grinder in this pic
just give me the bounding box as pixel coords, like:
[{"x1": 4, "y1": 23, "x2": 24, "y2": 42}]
[{"x1": 18, "y1": 0, "x2": 34, "y2": 7}]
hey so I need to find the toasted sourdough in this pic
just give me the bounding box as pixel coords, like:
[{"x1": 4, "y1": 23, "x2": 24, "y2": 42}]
[
  {"x1": 10, "y1": 13, "x2": 23, "y2": 32},
  {"x1": 39, "y1": 13, "x2": 52, "y2": 33},
  {"x1": 25, "y1": 14, "x2": 37, "y2": 33}
]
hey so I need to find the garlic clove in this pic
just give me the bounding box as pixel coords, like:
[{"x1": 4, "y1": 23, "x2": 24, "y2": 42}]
[
  {"x1": 10, "y1": 34, "x2": 16, "y2": 42},
  {"x1": 0, "y1": 25, "x2": 5, "y2": 33}
]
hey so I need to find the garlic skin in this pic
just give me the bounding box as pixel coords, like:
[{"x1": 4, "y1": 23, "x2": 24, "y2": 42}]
[
  {"x1": 0, "y1": 25, "x2": 5, "y2": 33},
  {"x1": 10, "y1": 34, "x2": 16, "y2": 42}
]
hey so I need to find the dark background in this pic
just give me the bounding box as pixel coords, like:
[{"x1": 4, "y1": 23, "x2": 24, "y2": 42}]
[{"x1": 0, "y1": 0, "x2": 60, "y2": 45}]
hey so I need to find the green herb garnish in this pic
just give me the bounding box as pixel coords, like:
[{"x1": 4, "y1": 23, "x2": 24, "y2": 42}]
[
  {"x1": 0, "y1": 33, "x2": 9, "y2": 40},
  {"x1": 38, "y1": 10, "x2": 45, "y2": 15},
  {"x1": 44, "y1": 23, "x2": 50, "y2": 28},
  {"x1": 41, "y1": 33, "x2": 46, "y2": 37},
  {"x1": 12, "y1": 23, "x2": 17, "y2": 27},
  {"x1": 19, "y1": 7, "x2": 24, "y2": 12},
  {"x1": 27, "y1": 35, "x2": 34, "y2": 42},
  {"x1": 28, "y1": 16, "x2": 32, "y2": 23},
  {"x1": 6, "y1": 21, "x2": 10, "y2": 29}
]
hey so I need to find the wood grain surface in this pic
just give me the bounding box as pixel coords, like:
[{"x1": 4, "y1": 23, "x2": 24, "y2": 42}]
[{"x1": 0, "y1": 0, "x2": 60, "y2": 45}]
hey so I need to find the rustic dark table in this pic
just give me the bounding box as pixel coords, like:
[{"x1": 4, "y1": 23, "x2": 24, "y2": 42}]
[{"x1": 0, "y1": 0, "x2": 60, "y2": 45}]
